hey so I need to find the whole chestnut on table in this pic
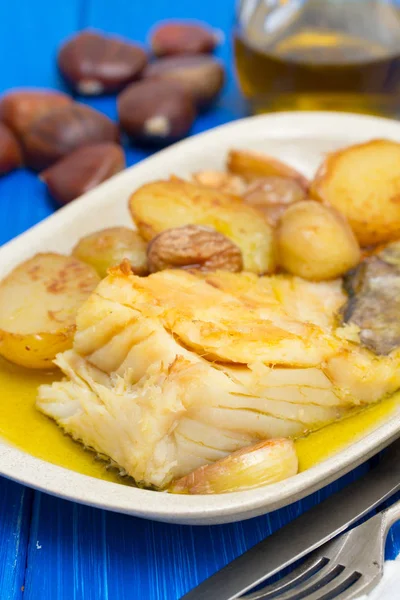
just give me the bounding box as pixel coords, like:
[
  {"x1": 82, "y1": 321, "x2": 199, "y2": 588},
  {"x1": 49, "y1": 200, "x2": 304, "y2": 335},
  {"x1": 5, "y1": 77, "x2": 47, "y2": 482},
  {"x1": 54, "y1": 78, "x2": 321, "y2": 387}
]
[
  {"x1": 150, "y1": 21, "x2": 221, "y2": 56},
  {"x1": 21, "y1": 103, "x2": 119, "y2": 171},
  {"x1": 0, "y1": 123, "x2": 22, "y2": 175},
  {"x1": 143, "y1": 55, "x2": 225, "y2": 107},
  {"x1": 117, "y1": 79, "x2": 196, "y2": 144},
  {"x1": 40, "y1": 142, "x2": 125, "y2": 206},
  {"x1": 0, "y1": 89, "x2": 72, "y2": 137},
  {"x1": 58, "y1": 29, "x2": 148, "y2": 95}
]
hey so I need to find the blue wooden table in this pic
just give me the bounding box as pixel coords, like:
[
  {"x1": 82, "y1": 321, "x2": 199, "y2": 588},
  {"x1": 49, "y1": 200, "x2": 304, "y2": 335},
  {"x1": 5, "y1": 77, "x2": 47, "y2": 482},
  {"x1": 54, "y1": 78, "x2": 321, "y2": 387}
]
[{"x1": 0, "y1": 1, "x2": 399, "y2": 599}]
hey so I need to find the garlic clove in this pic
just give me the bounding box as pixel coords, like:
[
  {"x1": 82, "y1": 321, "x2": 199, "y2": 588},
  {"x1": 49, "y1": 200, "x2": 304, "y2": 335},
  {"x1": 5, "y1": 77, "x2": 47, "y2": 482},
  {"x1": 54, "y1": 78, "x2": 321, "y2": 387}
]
[{"x1": 169, "y1": 438, "x2": 298, "y2": 494}]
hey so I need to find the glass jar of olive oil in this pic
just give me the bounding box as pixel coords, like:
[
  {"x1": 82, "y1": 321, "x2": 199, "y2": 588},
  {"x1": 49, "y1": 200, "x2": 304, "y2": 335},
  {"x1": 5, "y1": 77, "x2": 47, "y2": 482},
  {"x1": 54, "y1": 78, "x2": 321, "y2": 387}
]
[{"x1": 234, "y1": 0, "x2": 400, "y2": 116}]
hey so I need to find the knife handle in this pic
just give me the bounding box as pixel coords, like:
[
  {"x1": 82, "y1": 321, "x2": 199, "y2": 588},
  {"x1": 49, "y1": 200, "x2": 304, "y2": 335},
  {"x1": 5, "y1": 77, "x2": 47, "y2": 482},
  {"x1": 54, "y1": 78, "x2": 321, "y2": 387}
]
[{"x1": 180, "y1": 436, "x2": 400, "y2": 600}]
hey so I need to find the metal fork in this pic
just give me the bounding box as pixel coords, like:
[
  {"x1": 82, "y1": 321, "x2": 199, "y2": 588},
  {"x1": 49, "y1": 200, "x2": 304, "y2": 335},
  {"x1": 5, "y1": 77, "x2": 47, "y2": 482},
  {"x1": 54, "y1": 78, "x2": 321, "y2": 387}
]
[{"x1": 242, "y1": 500, "x2": 400, "y2": 600}]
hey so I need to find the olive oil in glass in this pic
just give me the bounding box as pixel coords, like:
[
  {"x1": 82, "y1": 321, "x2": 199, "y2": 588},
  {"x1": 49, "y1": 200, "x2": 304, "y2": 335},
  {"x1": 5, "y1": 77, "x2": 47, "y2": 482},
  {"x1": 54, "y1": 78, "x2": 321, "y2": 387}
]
[{"x1": 234, "y1": 0, "x2": 400, "y2": 116}]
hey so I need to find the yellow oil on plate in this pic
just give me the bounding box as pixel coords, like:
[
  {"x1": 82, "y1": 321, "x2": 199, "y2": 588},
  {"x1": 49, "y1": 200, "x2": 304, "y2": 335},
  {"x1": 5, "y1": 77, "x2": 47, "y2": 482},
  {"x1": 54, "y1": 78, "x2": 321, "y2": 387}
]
[
  {"x1": 1, "y1": 356, "x2": 399, "y2": 485},
  {"x1": 1, "y1": 111, "x2": 400, "y2": 524}
]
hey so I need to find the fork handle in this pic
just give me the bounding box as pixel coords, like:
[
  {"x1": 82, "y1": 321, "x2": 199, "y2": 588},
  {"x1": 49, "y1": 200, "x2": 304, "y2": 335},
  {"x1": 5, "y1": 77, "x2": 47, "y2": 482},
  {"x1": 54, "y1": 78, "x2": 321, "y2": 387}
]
[{"x1": 382, "y1": 498, "x2": 400, "y2": 533}]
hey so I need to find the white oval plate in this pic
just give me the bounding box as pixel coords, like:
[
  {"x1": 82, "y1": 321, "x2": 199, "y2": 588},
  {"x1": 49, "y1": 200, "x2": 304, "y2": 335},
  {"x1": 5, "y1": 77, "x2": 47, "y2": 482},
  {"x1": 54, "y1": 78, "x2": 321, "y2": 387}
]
[{"x1": 1, "y1": 111, "x2": 400, "y2": 525}]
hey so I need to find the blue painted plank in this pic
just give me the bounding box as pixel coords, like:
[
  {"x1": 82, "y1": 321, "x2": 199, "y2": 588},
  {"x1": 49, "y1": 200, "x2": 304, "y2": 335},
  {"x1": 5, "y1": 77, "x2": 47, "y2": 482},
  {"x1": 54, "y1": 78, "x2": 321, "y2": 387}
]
[
  {"x1": 0, "y1": 0, "x2": 80, "y2": 92},
  {"x1": 0, "y1": 170, "x2": 53, "y2": 246},
  {"x1": 23, "y1": 465, "x2": 371, "y2": 600},
  {"x1": 0, "y1": 2, "x2": 82, "y2": 600},
  {"x1": 0, "y1": 0, "x2": 83, "y2": 244},
  {"x1": 0, "y1": 480, "x2": 32, "y2": 600},
  {"x1": 79, "y1": 0, "x2": 247, "y2": 168}
]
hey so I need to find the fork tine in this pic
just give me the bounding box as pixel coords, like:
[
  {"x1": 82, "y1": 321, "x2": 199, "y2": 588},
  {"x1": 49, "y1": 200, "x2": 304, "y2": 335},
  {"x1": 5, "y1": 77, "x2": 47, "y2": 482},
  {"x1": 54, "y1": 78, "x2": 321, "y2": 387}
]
[
  {"x1": 243, "y1": 556, "x2": 330, "y2": 600},
  {"x1": 286, "y1": 570, "x2": 362, "y2": 600},
  {"x1": 333, "y1": 569, "x2": 383, "y2": 600},
  {"x1": 243, "y1": 514, "x2": 386, "y2": 600},
  {"x1": 244, "y1": 562, "x2": 347, "y2": 600}
]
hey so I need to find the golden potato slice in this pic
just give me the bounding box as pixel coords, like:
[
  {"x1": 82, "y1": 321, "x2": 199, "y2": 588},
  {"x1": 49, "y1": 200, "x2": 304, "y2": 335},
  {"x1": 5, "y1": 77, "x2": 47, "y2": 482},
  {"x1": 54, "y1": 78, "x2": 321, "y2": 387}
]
[
  {"x1": 277, "y1": 201, "x2": 361, "y2": 281},
  {"x1": 311, "y1": 139, "x2": 400, "y2": 246},
  {"x1": 0, "y1": 253, "x2": 100, "y2": 368},
  {"x1": 129, "y1": 179, "x2": 275, "y2": 273},
  {"x1": 72, "y1": 227, "x2": 148, "y2": 278},
  {"x1": 192, "y1": 170, "x2": 247, "y2": 195},
  {"x1": 227, "y1": 149, "x2": 309, "y2": 189}
]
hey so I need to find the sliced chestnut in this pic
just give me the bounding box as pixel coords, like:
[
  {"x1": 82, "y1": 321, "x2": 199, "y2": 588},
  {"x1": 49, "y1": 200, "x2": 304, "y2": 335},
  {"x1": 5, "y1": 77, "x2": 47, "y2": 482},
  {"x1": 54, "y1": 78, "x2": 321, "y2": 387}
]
[
  {"x1": 0, "y1": 123, "x2": 22, "y2": 175},
  {"x1": 150, "y1": 21, "x2": 220, "y2": 56},
  {"x1": 143, "y1": 55, "x2": 225, "y2": 107},
  {"x1": 244, "y1": 176, "x2": 307, "y2": 226},
  {"x1": 0, "y1": 89, "x2": 72, "y2": 137},
  {"x1": 40, "y1": 143, "x2": 125, "y2": 206},
  {"x1": 117, "y1": 79, "x2": 196, "y2": 144},
  {"x1": 58, "y1": 29, "x2": 148, "y2": 95},
  {"x1": 22, "y1": 103, "x2": 119, "y2": 171}
]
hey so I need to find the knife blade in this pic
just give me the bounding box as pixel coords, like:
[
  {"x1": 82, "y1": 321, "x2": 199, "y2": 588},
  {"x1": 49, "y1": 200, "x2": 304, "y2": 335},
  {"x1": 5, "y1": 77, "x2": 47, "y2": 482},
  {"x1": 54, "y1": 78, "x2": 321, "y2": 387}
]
[{"x1": 181, "y1": 436, "x2": 400, "y2": 600}]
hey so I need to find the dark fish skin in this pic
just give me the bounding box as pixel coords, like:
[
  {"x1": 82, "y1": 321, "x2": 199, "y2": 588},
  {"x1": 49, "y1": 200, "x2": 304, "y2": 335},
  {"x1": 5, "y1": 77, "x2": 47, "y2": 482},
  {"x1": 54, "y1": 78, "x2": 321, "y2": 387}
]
[{"x1": 342, "y1": 241, "x2": 400, "y2": 355}]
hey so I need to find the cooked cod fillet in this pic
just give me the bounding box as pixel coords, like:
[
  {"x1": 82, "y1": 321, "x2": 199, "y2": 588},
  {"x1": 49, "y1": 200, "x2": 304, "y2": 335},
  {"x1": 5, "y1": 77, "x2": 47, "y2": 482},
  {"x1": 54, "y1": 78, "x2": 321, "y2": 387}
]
[{"x1": 37, "y1": 268, "x2": 400, "y2": 488}]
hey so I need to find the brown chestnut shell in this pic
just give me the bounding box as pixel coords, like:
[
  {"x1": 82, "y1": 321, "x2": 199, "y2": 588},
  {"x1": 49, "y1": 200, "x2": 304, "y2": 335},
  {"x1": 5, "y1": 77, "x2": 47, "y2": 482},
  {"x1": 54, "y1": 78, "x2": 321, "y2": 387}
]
[
  {"x1": 0, "y1": 89, "x2": 73, "y2": 137},
  {"x1": 117, "y1": 79, "x2": 196, "y2": 144},
  {"x1": 40, "y1": 142, "x2": 125, "y2": 206},
  {"x1": 143, "y1": 55, "x2": 225, "y2": 107},
  {"x1": 150, "y1": 21, "x2": 220, "y2": 56},
  {"x1": 22, "y1": 103, "x2": 120, "y2": 171},
  {"x1": 58, "y1": 29, "x2": 148, "y2": 95},
  {"x1": 0, "y1": 123, "x2": 22, "y2": 175}
]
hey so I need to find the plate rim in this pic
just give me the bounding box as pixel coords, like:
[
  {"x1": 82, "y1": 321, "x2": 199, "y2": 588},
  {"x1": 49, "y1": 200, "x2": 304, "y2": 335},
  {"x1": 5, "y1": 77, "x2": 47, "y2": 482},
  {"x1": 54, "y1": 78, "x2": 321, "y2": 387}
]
[{"x1": 1, "y1": 110, "x2": 400, "y2": 525}]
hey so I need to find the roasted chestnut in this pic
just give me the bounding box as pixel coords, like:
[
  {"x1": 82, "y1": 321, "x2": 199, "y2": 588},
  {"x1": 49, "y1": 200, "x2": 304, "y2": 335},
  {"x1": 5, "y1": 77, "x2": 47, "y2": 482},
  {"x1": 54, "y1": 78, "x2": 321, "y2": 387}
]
[
  {"x1": 244, "y1": 176, "x2": 308, "y2": 225},
  {"x1": 0, "y1": 123, "x2": 22, "y2": 175},
  {"x1": 117, "y1": 79, "x2": 196, "y2": 144},
  {"x1": 22, "y1": 103, "x2": 119, "y2": 171},
  {"x1": 143, "y1": 55, "x2": 225, "y2": 107},
  {"x1": 40, "y1": 142, "x2": 125, "y2": 205},
  {"x1": 0, "y1": 89, "x2": 72, "y2": 137},
  {"x1": 150, "y1": 21, "x2": 220, "y2": 56},
  {"x1": 58, "y1": 29, "x2": 148, "y2": 95}
]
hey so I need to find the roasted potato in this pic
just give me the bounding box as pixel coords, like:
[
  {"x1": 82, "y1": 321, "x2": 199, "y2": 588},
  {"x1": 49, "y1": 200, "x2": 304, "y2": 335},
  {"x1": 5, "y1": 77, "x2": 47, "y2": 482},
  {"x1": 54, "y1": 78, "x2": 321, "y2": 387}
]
[
  {"x1": 311, "y1": 139, "x2": 400, "y2": 246},
  {"x1": 192, "y1": 170, "x2": 246, "y2": 195},
  {"x1": 129, "y1": 179, "x2": 275, "y2": 274},
  {"x1": 0, "y1": 253, "x2": 100, "y2": 368},
  {"x1": 227, "y1": 148, "x2": 309, "y2": 189},
  {"x1": 277, "y1": 201, "x2": 361, "y2": 281},
  {"x1": 72, "y1": 227, "x2": 148, "y2": 278}
]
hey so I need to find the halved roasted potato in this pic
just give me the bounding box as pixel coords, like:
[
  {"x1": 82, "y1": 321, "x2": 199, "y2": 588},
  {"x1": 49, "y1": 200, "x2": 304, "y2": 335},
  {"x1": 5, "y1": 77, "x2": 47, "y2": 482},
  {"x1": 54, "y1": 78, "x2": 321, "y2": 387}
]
[
  {"x1": 192, "y1": 170, "x2": 247, "y2": 195},
  {"x1": 0, "y1": 253, "x2": 100, "y2": 368},
  {"x1": 277, "y1": 201, "x2": 361, "y2": 281},
  {"x1": 72, "y1": 227, "x2": 148, "y2": 278},
  {"x1": 227, "y1": 148, "x2": 309, "y2": 189},
  {"x1": 129, "y1": 179, "x2": 275, "y2": 273},
  {"x1": 311, "y1": 139, "x2": 400, "y2": 246}
]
